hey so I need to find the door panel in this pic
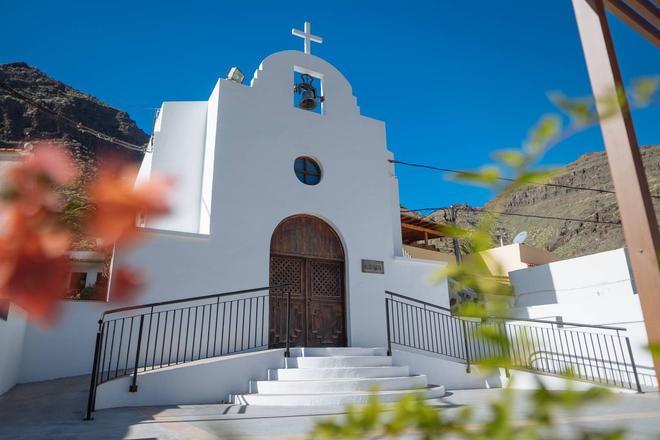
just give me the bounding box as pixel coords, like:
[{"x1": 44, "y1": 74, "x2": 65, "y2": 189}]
[
  {"x1": 268, "y1": 255, "x2": 305, "y2": 347},
  {"x1": 269, "y1": 215, "x2": 346, "y2": 348}
]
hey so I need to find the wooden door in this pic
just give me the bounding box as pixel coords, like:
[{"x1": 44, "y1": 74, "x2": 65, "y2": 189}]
[{"x1": 269, "y1": 215, "x2": 346, "y2": 348}]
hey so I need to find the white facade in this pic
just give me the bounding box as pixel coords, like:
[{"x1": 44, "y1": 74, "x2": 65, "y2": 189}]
[{"x1": 116, "y1": 50, "x2": 445, "y2": 348}]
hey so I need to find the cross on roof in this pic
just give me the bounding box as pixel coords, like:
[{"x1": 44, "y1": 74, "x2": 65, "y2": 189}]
[{"x1": 292, "y1": 21, "x2": 323, "y2": 55}]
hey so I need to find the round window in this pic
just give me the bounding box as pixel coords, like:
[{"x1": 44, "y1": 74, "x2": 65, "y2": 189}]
[{"x1": 294, "y1": 157, "x2": 321, "y2": 185}]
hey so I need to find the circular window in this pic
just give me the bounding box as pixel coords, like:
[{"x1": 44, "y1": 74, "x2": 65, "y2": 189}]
[{"x1": 294, "y1": 157, "x2": 321, "y2": 185}]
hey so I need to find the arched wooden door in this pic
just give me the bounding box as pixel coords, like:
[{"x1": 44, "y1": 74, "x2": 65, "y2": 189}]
[{"x1": 269, "y1": 215, "x2": 347, "y2": 348}]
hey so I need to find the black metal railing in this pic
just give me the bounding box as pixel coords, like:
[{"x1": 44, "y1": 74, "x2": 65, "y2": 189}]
[
  {"x1": 84, "y1": 285, "x2": 291, "y2": 420},
  {"x1": 385, "y1": 291, "x2": 642, "y2": 392}
]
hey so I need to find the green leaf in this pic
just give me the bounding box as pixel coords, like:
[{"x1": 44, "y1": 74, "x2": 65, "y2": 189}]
[
  {"x1": 492, "y1": 149, "x2": 526, "y2": 168},
  {"x1": 452, "y1": 165, "x2": 501, "y2": 187},
  {"x1": 632, "y1": 77, "x2": 659, "y2": 104},
  {"x1": 515, "y1": 168, "x2": 558, "y2": 186},
  {"x1": 548, "y1": 91, "x2": 596, "y2": 125},
  {"x1": 437, "y1": 223, "x2": 472, "y2": 239},
  {"x1": 525, "y1": 115, "x2": 561, "y2": 154}
]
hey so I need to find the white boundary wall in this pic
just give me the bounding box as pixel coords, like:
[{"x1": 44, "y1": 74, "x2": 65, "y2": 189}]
[
  {"x1": 509, "y1": 248, "x2": 655, "y2": 388},
  {"x1": 95, "y1": 349, "x2": 285, "y2": 410},
  {"x1": 18, "y1": 301, "x2": 106, "y2": 383},
  {"x1": 0, "y1": 305, "x2": 27, "y2": 394}
]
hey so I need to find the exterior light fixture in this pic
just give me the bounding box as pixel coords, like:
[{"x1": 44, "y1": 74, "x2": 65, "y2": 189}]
[{"x1": 226, "y1": 67, "x2": 245, "y2": 84}]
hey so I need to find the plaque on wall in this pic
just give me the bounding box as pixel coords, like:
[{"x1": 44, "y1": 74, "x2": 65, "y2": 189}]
[{"x1": 361, "y1": 259, "x2": 384, "y2": 274}]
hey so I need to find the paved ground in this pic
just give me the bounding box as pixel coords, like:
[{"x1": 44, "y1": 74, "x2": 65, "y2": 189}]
[{"x1": 1, "y1": 376, "x2": 660, "y2": 439}]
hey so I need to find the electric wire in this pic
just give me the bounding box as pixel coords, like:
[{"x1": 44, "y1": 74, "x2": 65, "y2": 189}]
[
  {"x1": 0, "y1": 81, "x2": 148, "y2": 152},
  {"x1": 401, "y1": 206, "x2": 623, "y2": 226},
  {"x1": 389, "y1": 158, "x2": 660, "y2": 200}
]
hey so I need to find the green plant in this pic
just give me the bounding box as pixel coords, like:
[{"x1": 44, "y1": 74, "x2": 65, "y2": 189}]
[{"x1": 309, "y1": 77, "x2": 658, "y2": 439}]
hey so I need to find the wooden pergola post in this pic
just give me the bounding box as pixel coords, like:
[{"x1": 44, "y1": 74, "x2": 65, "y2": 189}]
[{"x1": 572, "y1": 0, "x2": 660, "y2": 380}]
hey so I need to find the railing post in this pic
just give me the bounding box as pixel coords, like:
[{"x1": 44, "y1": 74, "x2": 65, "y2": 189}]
[
  {"x1": 461, "y1": 320, "x2": 471, "y2": 373},
  {"x1": 385, "y1": 298, "x2": 392, "y2": 356},
  {"x1": 84, "y1": 319, "x2": 104, "y2": 421},
  {"x1": 129, "y1": 315, "x2": 145, "y2": 392},
  {"x1": 285, "y1": 287, "x2": 291, "y2": 358},
  {"x1": 624, "y1": 336, "x2": 643, "y2": 393},
  {"x1": 500, "y1": 321, "x2": 511, "y2": 378}
]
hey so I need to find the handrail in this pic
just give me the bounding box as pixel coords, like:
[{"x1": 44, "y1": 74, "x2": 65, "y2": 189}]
[
  {"x1": 85, "y1": 284, "x2": 293, "y2": 421},
  {"x1": 385, "y1": 290, "x2": 452, "y2": 312},
  {"x1": 384, "y1": 290, "x2": 642, "y2": 392},
  {"x1": 101, "y1": 284, "x2": 291, "y2": 318},
  {"x1": 483, "y1": 315, "x2": 627, "y2": 332},
  {"x1": 385, "y1": 290, "x2": 626, "y2": 332}
]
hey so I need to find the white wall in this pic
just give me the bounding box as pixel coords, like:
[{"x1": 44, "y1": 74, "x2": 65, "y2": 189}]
[
  {"x1": 18, "y1": 301, "x2": 105, "y2": 383},
  {"x1": 509, "y1": 248, "x2": 655, "y2": 389},
  {"x1": 393, "y1": 349, "x2": 502, "y2": 390},
  {"x1": 148, "y1": 101, "x2": 208, "y2": 234},
  {"x1": 387, "y1": 257, "x2": 449, "y2": 307},
  {"x1": 95, "y1": 349, "x2": 284, "y2": 410},
  {"x1": 510, "y1": 248, "x2": 636, "y2": 308},
  {"x1": 0, "y1": 304, "x2": 27, "y2": 395}
]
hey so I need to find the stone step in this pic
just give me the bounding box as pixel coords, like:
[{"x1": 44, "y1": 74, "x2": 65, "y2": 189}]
[
  {"x1": 230, "y1": 385, "x2": 446, "y2": 406},
  {"x1": 285, "y1": 355, "x2": 393, "y2": 369},
  {"x1": 287, "y1": 347, "x2": 388, "y2": 357},
  {"x1": 251, "y1": 375, "x2": 427, "y2": 394},
  {"x1": 268, "y1": 365, "x2": 410, "y2": 380}
]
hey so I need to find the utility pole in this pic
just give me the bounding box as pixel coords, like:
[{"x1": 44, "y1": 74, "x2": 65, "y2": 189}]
[{"x1": 449, "y1": 205, "x2": 462, "y2": 264}]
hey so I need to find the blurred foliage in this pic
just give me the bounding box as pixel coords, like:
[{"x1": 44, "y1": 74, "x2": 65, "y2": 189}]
[
  {"x1": 310, "y1": 77, "x2": 658, "y2": 439},
  {"x1": 311, "y1": 383, "x2": 620, "y2": 440}
]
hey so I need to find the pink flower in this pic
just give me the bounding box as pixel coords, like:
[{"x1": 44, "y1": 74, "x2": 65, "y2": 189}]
[{"x1": 88, "y1": 164, "x2": 173, "y2": 249}]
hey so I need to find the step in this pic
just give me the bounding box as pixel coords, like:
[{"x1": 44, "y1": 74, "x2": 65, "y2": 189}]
[
  {"x1": 287, "y1": 347, "x2": 388, "y2": 357},
  {"x1": 268, "y1": 365, "x2": 410, "y2": 380},
  {"x1": 285, "y1": 355, "x2": 393, "y2": 369},
  {"x1": 251, "y1": 375, "x2": 427, "y2": 394},
  {"x1": 230, "y1": 385, "x2": 446, "y2": 406}
]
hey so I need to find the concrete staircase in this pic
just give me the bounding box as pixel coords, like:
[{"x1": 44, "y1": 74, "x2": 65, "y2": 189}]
[{"x1": 230, "y1": 347, "x2": 445, "y2": 406}]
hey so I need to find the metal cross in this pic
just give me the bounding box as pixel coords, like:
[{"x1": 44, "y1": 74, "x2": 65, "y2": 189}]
[{"x1": 292, "y1": 21, "x2": 323, "y2": 55}]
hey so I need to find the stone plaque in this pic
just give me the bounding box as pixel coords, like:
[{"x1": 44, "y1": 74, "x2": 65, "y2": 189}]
[{"x1": 361, "y1": 259, "x2": 384, "y2": 274}]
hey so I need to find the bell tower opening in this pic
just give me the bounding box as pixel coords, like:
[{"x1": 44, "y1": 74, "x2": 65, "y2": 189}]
[{"x1": 293, "y1": 70, "x2": 324, "y2": 114}]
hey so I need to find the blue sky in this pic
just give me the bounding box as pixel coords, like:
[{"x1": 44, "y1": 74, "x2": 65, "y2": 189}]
[{"x1": 4, "y1": 0, "x2": 658, "y2": 209}]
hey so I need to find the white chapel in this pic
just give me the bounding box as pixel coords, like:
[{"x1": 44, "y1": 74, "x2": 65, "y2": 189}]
[{"x1": 120, "y1": 23, "x2": 448, "y2": 349}]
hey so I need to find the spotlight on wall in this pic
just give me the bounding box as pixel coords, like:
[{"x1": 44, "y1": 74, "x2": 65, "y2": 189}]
[{"x1": 226, "y1": 67, "x2": 245, "y2": 84}]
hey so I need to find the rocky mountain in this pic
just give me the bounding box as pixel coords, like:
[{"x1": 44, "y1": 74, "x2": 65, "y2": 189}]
[
  {"x1": 0, "y1": 62, "x2": 148, "y2": 161},
  {"x1": 424, "y1": 146, "x2": 660, "y2": 259}
]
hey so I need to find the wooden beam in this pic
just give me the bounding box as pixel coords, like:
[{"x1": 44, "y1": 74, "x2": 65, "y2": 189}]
[
  {"x1": 618, "y1": 0, "x2": 660, "y2": 28},
  {"x1": 605, "y1": 0, "x2": 660, "y2": 47},
  {"x1": 573, "y1": 0, "x2": 660, "y2": 380},
  {"x1": 401, "y1": 222, "x2": 444, "y2": 237}
]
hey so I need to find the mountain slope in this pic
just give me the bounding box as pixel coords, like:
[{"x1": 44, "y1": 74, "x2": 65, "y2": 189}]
[
  {"x1": 0, "y1": 62, "x2": 148, "y2": 160},
  {"x1": 425, "y1": 146, "x2": 660, "y2": 259}
]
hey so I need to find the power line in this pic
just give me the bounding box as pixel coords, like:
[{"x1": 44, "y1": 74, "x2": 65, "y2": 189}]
[
  {"x1": 0, "y1": 81, "x2": 148, "y2": 152},
  {"x1": 463, "y1": 206, "x2": 622, "y2": 226},
  {"x1": 401, "y1": 206, "x2": 622, "y2": 226},
  {"x1": 389, "y1": 159, "x2": 660, "y2": 200}
]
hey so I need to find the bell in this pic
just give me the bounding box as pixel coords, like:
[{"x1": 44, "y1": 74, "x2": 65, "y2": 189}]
[
  {"x1": 298, "y1": 89, "x2": 317, "y2": 110},
  {"x1": 294, "y1": 73, "x2": 323, "y2": 111}
]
